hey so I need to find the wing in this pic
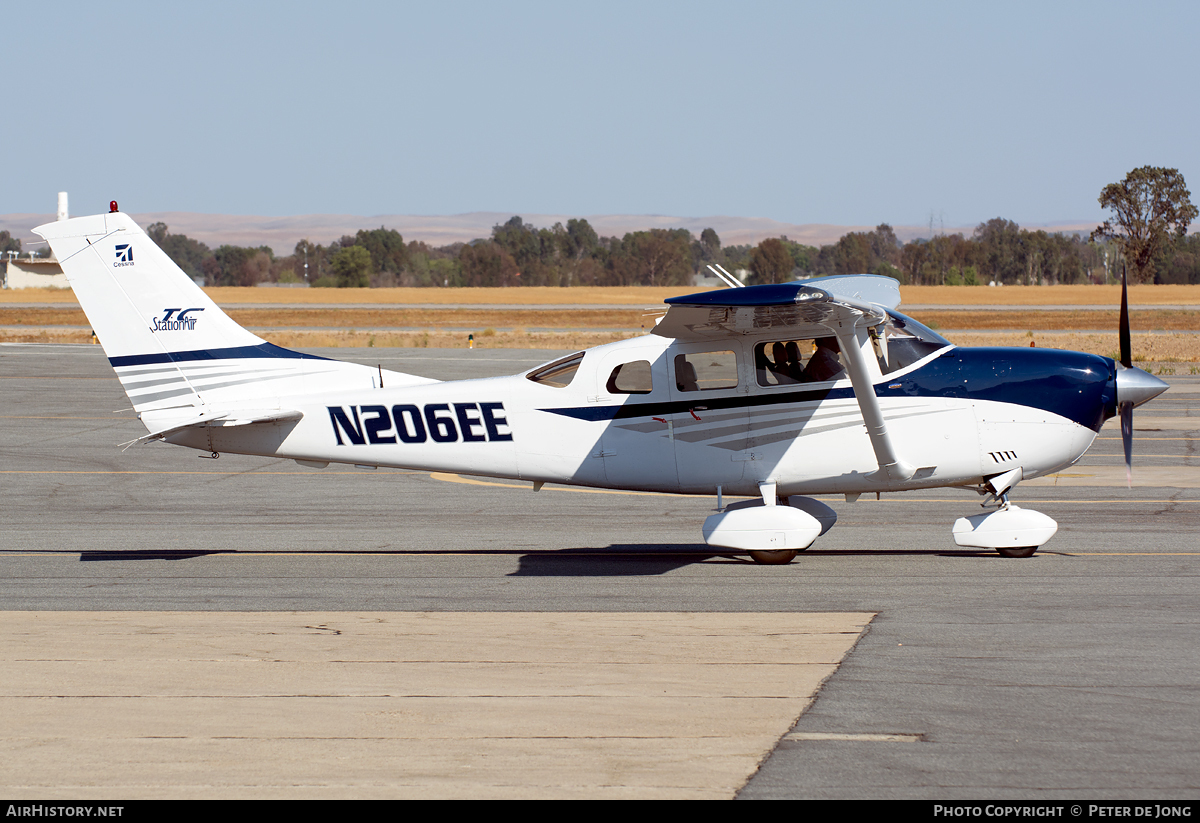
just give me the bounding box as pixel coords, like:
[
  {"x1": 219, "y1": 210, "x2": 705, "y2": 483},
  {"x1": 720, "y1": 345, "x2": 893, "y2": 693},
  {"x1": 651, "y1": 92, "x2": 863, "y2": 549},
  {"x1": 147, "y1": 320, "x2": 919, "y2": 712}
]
[
  {"x1": 654, "y1": 275, "x2": 918, "y2": 484},
  {"x1": 652, "y1": 275, "x2": 899, "y2": 343}
]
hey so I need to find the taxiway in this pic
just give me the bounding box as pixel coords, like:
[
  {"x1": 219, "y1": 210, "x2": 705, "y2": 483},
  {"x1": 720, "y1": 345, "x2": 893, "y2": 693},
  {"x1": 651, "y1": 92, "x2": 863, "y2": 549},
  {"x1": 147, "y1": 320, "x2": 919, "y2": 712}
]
[{"x1": 1, "y1": 344, "x2": 1197, "y2": 798}]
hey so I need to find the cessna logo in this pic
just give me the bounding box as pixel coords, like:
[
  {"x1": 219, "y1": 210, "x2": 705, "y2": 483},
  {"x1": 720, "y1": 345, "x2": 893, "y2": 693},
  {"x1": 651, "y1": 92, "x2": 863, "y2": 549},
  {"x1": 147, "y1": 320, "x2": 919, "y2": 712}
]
[
  {"x1": 114, "y1": 244, "x2": 134, "y2": 266},
  {"x1": 150, "y1": 307, "x2": 204, "y2": 332},
  {"x1": 328, "y1": 403, "x2": 513, "y2": 445}
]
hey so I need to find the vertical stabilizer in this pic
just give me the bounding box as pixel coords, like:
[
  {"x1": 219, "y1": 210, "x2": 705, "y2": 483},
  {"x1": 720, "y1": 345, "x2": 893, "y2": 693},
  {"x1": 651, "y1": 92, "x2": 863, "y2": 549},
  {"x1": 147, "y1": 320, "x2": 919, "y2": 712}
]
[
  {"x1": 34, "y1": 211, "x2": 265, "y2": 363},
  {"x1": 34, "y1": 210, "x2": 435, "y2": 428}
]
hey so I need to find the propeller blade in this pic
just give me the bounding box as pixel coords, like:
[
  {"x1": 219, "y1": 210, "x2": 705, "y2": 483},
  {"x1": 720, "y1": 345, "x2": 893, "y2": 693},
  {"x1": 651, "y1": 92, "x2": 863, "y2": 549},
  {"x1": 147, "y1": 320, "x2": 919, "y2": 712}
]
[
  {"x1": 1120, "y1": 401, "x2": 1133, "y2": 488},
  {"x1": 1119, "y1": 261, "x2": 1132, "y2": 369},
  {"x1": 1112, "y1": 263, "x2": 1171, "y2": 488},
  {"x1": 1119, "y1": 262, "x2": 1133, "y2": 487}
]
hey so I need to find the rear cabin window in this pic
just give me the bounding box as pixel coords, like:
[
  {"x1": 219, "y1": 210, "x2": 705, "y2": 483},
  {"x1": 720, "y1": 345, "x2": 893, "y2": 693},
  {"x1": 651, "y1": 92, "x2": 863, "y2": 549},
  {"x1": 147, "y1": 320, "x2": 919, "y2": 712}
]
[
  {"x1": 527, "y1": 352, "x2": 584, "y2": 388},
  {"x1": 606, "y1": 360, "x2": 653, "y2": 394},
  {"x1": 754, "y1": 339, "x2": 845, "y2": 386},
  {"x1": 674, "y1": 350, "x2": 738, "y2": 392}
]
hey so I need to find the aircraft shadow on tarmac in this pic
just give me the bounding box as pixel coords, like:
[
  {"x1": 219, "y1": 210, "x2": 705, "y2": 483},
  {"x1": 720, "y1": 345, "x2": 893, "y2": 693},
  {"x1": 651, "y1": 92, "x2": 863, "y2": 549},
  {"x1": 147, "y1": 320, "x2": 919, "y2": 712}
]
[
  {"x1": 79, "y1": 549, "x2": 237, "y2": 561},
  {"x1": 507, "y1": 545, "x2": 1014, "y2": 576},
  {"x1": 511, "y1": 545, "x2": 727, "y2": 576},
  {"x1": 70, "y1": 546, "x2": 1012, "y2": 567}
]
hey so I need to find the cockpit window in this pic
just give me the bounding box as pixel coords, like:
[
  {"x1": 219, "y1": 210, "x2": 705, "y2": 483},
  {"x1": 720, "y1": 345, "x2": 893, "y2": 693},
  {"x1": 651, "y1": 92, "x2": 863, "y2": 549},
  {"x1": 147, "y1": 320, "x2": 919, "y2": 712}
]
[
  {"x1": 754, "y1": 338, "x2": 845, "y2": 386},
  {"x1": 885, "y1": 310, "x2": 951, "y2": 347},
  {"x1": 875, "y1": 311, "x2": 952, "y2": 374},
  {"x1": 527, "y1": 352, "x2": 584, "y2": 388}
]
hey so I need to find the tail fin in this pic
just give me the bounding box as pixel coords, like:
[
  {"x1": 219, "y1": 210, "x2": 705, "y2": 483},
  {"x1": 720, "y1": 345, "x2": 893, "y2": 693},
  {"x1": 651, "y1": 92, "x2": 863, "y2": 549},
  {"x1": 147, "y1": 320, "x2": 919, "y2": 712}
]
[
  {"x1": 34, "y1": 212, "x2": 267, "y2": 361},
  {"x1": 34, "y1": 211, "x2": 434, "y2": 427}
]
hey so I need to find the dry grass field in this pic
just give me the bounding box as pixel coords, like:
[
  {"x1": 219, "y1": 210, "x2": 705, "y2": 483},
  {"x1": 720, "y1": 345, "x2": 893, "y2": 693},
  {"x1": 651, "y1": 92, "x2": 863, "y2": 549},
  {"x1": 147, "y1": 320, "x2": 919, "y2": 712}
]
[
  {"x1": 0, "y1": 286, "x2": 703, "y2": 306},
  {"x1": 5, "y1": 283, "x2": 1200, "y2": 307},
  {"x1": 0, "y1": 307, "x2": 657, "y2": 330},
  {"x1": 896, "y1": 284, "x2": 1200, "y2": 305},
  {"x1": 3, "y1": 284, "x2": 1198, "y2": 361},
  {"x1": 946, "y1": 332, "x2": 1199, "y2": 365},
  {"x1": 910, "y1": 309, "x2": 1200, "y2": 331},
  {"x1": 6, "y1": 326, "x2": 1196, "y2": 363},
  {"x1": 4, "y1": 306, "x2": 1199, "y2": 334}
]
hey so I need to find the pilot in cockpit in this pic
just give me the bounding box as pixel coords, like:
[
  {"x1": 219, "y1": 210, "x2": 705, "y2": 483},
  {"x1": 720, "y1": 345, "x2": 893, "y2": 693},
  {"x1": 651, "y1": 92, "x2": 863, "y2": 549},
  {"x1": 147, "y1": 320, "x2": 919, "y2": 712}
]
[{"x1": 804, "y1": 337, "x2": 845, "y2": 382}]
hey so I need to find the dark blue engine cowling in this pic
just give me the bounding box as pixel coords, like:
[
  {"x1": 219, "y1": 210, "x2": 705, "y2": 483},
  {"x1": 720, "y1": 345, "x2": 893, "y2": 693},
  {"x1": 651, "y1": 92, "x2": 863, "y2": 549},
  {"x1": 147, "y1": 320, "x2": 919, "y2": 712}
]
[{"x1": 876, "y1": 347, "x2": 1118, "y2": 432}]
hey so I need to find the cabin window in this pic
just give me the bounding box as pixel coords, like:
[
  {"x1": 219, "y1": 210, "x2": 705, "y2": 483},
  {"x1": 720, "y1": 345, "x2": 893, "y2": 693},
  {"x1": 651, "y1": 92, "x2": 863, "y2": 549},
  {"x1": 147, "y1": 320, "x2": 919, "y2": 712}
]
[
  {"x1": 606, "y1": 360, "x2": 653, "y2": 394},
  {"x1": 527, "y1": 352, "x2": 584, "y2": 388},
  {"x1": 674, "y1": 350, "x2": 738, "y2": 392},
  {"x1": 753, "y1": 338, "x2": 845, "y2": 386}
]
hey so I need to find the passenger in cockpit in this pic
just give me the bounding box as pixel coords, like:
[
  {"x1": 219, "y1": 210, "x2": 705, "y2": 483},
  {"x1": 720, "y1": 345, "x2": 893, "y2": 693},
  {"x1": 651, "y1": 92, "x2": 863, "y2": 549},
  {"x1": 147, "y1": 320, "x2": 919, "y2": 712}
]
[
  {"x1": 784, "y1": 341, "x2": 807, "y2": 383},
  {"x1": 770, "y1": 342, "x2": 798, "y2": 385}
]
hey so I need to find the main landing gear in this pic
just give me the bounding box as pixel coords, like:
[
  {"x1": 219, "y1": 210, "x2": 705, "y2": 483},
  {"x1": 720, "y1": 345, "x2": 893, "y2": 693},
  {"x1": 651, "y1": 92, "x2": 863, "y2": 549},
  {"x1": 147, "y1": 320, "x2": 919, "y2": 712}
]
[{"x1": 701, "y1": 487, "x2": 838, "y2": 565}]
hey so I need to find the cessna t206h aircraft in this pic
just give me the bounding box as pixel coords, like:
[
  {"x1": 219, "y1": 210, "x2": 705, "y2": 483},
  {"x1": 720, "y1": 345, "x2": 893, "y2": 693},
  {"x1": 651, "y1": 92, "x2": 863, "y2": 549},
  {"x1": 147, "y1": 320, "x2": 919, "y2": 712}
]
[{"x1": 35, "y1": 205, "x2": 1169, "y2": 563}]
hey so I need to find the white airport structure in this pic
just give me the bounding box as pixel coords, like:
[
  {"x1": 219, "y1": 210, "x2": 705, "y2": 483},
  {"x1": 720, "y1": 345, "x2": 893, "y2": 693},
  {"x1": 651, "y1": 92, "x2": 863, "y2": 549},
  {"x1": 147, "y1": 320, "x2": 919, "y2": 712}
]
[{"x1": 1, "y1": 192, "x2": 69, "y2": 289}]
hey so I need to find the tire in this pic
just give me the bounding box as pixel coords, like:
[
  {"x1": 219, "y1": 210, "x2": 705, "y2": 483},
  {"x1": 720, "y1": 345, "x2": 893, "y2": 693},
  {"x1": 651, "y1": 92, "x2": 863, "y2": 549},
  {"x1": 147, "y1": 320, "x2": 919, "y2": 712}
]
[
  {"x1": 996, "y1": 546, "x2": 1038, "y2": 558},
  {"x1": 748, "y1": 549, "x2": 799, "y2": 565}
]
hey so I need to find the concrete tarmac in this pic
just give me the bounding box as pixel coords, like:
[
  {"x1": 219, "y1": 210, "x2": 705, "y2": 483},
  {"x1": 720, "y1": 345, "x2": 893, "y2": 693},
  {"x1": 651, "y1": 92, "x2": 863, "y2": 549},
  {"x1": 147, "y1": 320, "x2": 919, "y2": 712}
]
[{"x1": 1, "y1": 343, "x2": 1197, "y2": 799}]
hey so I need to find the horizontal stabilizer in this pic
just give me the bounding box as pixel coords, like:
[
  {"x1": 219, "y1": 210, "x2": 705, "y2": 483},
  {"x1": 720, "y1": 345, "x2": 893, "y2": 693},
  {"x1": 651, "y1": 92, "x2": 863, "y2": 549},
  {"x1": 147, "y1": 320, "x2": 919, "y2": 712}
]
[{"x1": 124, "y1": 408, "x2": 304, "y2": 449}]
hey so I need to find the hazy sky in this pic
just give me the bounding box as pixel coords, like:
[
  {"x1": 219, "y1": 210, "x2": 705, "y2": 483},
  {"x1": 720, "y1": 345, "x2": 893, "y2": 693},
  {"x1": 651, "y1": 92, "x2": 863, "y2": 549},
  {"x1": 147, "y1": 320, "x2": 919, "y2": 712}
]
[{"x1": 5, "y1": 1, "x2": 1197, "y2": 229}]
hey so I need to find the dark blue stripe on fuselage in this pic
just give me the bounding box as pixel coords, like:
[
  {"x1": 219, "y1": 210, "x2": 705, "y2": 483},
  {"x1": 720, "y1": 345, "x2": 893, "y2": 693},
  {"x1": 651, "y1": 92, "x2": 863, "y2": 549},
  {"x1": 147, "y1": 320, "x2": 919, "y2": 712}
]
[
  {"x1": 109, "y1": 343, "x2": 331, "y2": 368},
  {"x1": 541, "y1": 347, "x2": 1118, "y2": 432},
  {"x1": 543, "y1": 385, "x2": 851, "y2": 422},
  {"x1": 876, "y1": 348, "x2": 1117, "y2": 431}
]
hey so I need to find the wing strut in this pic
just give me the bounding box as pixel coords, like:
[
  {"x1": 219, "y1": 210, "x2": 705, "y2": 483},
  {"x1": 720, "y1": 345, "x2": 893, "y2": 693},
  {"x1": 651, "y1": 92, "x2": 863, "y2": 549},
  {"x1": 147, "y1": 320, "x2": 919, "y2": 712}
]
[{"x1": 829, "y1": 321, "x2": 916, "y2": 484}]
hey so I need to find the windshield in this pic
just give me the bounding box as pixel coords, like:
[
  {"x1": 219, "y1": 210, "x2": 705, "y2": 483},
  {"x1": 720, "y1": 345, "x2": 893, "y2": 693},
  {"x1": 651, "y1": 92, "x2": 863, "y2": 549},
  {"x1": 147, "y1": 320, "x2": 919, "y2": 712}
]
[
  {"x1": 885, "y1": 310, "x2": 951, "y2": 347},
  {"x1": 876, "y1": 310, "x2": 952, "y2": 374}
]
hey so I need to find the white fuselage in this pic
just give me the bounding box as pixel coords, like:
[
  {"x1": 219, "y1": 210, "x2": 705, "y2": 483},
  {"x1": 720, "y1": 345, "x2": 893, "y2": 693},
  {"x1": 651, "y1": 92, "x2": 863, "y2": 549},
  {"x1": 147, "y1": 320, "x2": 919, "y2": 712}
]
[{"x1": 164, "y1": 332, "x2": 1100, "y2": 498}]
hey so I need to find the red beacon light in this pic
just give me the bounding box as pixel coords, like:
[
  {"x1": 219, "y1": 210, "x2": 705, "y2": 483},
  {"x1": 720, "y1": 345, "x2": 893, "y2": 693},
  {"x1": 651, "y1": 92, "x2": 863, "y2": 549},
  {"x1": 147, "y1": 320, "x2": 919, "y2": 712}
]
[{"x1": 109, "y1": 200, "x2": 119, "y2": 213}]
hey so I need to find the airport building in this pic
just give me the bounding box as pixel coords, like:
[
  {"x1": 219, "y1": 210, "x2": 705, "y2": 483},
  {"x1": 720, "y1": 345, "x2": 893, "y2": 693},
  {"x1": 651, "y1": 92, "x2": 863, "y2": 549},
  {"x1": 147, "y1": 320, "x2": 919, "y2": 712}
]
[{"x1": 1, "y1": 192, "x2": 70, "y2": 290}]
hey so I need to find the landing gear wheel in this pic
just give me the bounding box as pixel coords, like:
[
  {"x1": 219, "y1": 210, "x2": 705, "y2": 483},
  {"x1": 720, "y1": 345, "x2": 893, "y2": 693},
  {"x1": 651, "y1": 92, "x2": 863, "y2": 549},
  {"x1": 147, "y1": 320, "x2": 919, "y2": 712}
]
[
  {"x1": 748, "y1": 549, "x2": 799, "y2": 565},
  {"x1": 996, "y1": 546, "x2": 1038, "y2": 558}
]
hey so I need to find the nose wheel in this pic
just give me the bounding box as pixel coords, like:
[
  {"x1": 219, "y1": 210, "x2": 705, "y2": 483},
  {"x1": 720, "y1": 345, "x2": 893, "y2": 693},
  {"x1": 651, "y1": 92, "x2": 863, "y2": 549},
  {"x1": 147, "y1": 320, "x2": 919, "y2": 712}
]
[
  {"x1": 995, "y1": 545, "x2": 1038, "y2": 559},
  {"x1": 953, "y1": 488, "x2": 1057, "y2": 558}
]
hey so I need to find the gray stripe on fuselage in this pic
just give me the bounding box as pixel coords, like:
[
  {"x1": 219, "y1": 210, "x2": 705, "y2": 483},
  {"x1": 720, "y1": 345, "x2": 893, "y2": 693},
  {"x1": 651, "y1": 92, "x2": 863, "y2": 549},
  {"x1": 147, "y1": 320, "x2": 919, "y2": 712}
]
[
  {"x1": 707, "y1": 407, "x2": 952, "y2": 450},
  {"x1": 127, "y1": 372, "x2": 305, "y2": 405},
  {"x1": 118, "y1": 375, "x2": 189, "y2": 390},
  {"x1": 127, "y1": 386, "x2": 196, "y2": 404},
  {"x1": 120, "y1": 365, "x2": 293, "y2": 389}
]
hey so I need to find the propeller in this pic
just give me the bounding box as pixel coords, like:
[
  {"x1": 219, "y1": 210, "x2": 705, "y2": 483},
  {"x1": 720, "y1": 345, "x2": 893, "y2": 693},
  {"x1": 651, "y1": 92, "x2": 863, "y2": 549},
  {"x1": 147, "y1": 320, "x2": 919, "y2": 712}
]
[
  {"x1": 1120, "y1": 263, "x2": 1133, "y2": 486},
  {"x1": 1113, "y1": 262, "x2": 1170, "y2": 486}
]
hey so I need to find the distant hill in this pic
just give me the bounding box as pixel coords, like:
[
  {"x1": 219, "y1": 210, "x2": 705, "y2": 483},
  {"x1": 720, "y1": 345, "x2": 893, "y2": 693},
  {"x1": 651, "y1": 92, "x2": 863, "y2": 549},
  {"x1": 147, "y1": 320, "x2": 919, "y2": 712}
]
[{"x1": 0, "y1": 210, "x2": 1103, "y2": 257}]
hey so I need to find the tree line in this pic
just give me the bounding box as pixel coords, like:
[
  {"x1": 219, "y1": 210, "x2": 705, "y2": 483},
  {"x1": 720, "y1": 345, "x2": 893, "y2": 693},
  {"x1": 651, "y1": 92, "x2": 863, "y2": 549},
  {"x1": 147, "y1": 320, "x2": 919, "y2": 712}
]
[
  {"x1": 129, "y1": 167, "x2": 1200, "y2": 288},
  {"x1": 2, "y1": 167, "x2": 1194, "y2": 288},
  {"x1": 141, "y1": 214, "x2": 1200, "y2": 289}
]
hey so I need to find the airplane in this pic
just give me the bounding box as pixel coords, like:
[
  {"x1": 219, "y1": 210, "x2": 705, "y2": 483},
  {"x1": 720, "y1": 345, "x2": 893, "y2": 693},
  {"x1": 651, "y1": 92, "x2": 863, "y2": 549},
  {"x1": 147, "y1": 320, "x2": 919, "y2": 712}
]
[{"x1": 33, "y1": 204, "x2": 1170, "y2": 563}]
